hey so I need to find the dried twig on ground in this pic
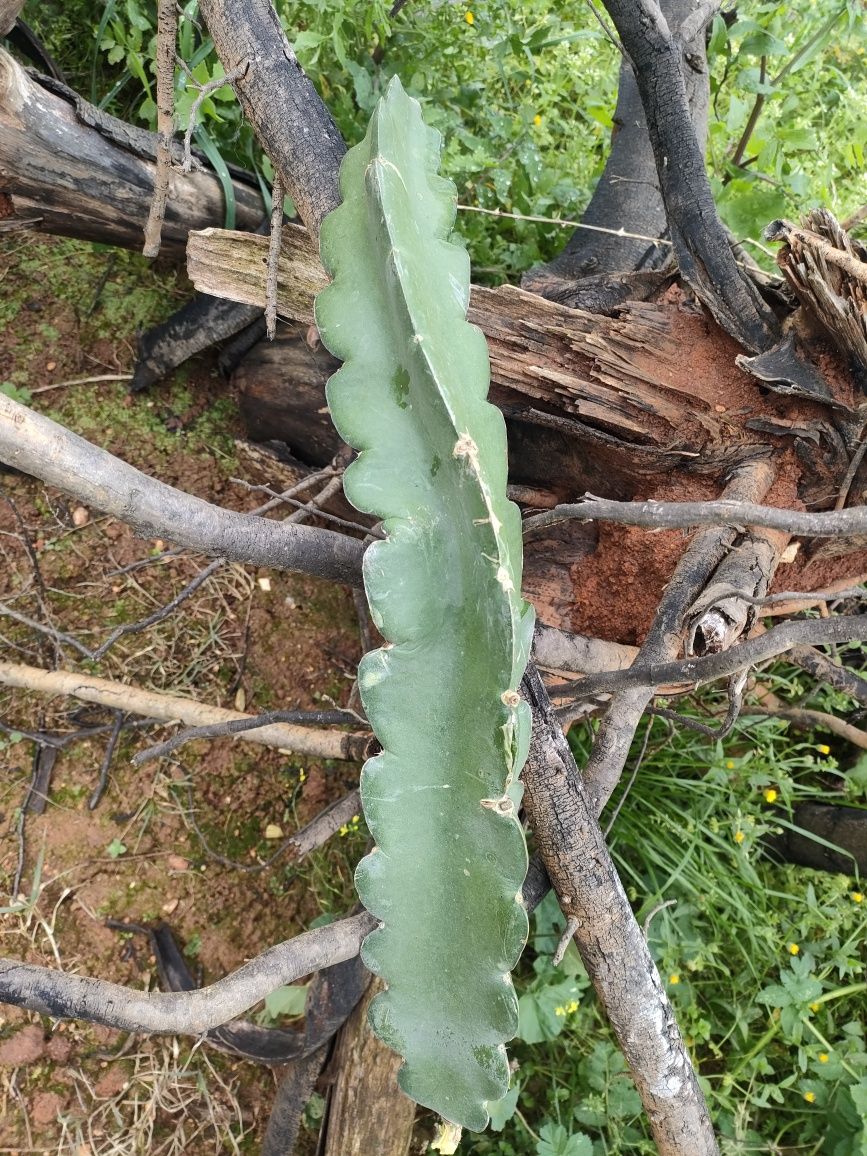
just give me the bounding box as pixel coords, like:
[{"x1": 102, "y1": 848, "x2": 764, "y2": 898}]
[
  {"x1": 0, "y1": 661, "x2": 369, "y2": 761},
  {"x1": 184, "y1": 786, "x2": 361, "y2": 871}
]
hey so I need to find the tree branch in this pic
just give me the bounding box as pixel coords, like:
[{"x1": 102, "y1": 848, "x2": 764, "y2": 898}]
[
  {"x1": 521, "y1": 667, "x2": 718, "y2": 1155},
  {"x1": 580, "y1": 459, "x2": 775, "y2": 814},
  {"x1": 0, "y1": 913, "x2": 376, "y2": 1035},
  {"x1": 197, "y1": 0, "x2": 345, "y2": 238},
  {"x1": 539, "y1": 0, "x2": 711, "y2": 281},
  {"x1": 525, "y1": 494, "x2": 867, "y2": 538},
  {"x1": 0, "y1": 393, "x2": 364, "y2": 586},
  {"x1": 0, "y1": 661, "x2": 369, "y2": 762},
  {"x1": 554, "y1": 613, "x2": 867, "y2": 700},
  {"x1": 599, "y1": 0, "x2": 778, "y2": 352}
]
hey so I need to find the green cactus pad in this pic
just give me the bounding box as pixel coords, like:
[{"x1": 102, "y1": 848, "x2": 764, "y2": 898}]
[{"x1": 314, "y1": 76, "x2": 534, "y2": 1131}]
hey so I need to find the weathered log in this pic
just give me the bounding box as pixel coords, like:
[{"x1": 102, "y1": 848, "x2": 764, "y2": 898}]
[
  {"x1": 320, "y1": 977, "x2": 416, "y2": 1156},
  {"x1": 0, "y1": 48, "x2": 263, "y2": 255}
]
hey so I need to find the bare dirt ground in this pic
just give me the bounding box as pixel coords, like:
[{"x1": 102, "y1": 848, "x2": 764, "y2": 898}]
[{"x1": 0, "y1": 231, "x2": 366, "y2": 1153}]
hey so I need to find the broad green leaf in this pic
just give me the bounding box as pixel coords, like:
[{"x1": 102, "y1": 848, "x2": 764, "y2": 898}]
[
  {"x1": 536, "y1": 1122, "x2": 593, "y2": 1156},
  {"x1": 315, "y1": 76, "x2": 534, "y2": 1132},
  {"x1": 264, "y1": 983, "x2": 309, "y2": 1020}
]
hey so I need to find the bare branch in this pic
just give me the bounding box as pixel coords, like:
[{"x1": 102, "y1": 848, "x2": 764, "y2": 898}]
[
  {"x1": 133, "y1": 708, "x2": 367, "y2": 766},
  {"x1": 0, "y1": 912, "x2": 376, "y2": 1035},
  {"x1": 521, "y1": 667, "x2": 718, "y2": 1155},
  {"x1": 183, "y1": 786, "x2": 362, "y2": 871},
  {"x1": 142, "y1": 0, "x2": 178, "y2": 257},
  {"x1": 182, "y1": 61, "x2": 249, "y2": 173},
  {"x1": 554, "y1": 613, "x2": 867, "y2": 700},
  {"x1": 580, "y1": 460, "x2": 775, "y2": 814},
  {"x1": 788, "y1": 645, "x2": 867, "y2": 706},
  {"x1": 0, "y1": 661, "x2": 369, "y2": 762},
  {"x1": 524, "y1": 494, "x2": 867, "y2": 539},
  {"x1": 599, "y1": 0, "x2": 778, "y2": 351},
  {"x1": 0, "y1": 393, "x2": 364, "y2": 586},
  {"x1": 198, "y1": 0, "x2": 346, "y2": 237}
]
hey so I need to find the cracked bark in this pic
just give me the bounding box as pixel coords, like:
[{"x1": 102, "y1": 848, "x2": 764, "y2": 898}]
[
  {"x1": 599, "y1": 0, "x2": 778, "y2": 352},
  {"x1": 197, "y1": 0, "x2": 344, "y2": 237},
  {"x1": 541, "y1": 0, "x2": 710, "y2": 280},
  {"x1": 521, "y1": 667, "x2": 719, "y2": 1156}
]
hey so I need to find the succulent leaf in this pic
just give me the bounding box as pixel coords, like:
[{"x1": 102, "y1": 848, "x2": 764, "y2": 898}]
[{"x1": 314, "y1": 76, "x2": 534, "y2": 1131}]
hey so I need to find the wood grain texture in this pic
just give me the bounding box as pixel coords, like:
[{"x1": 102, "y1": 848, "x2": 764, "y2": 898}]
[
  {"x1": 322, "y1": 977, "x2": 416, "y2": 1156},
  {"x1": 0, "y1": 49, "x2": 263, "y2": 255}
]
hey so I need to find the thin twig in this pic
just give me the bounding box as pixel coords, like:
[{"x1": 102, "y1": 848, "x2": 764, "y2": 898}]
[
  {"x1": 835, "y1": 432, "x2": 867, "y2": 511},
  {"x1": 182, "y1": 61, "x2": 248, "y2": 173},
  {"x1": 142, "y1": 0, "x2": 178, "y2": 257},
  {"x1": 183, "y1": 785, "x2": 361, "y2": 872},
  {"x1": 30, "y1": 375, "x2": 134, "y2": 395},
  {"x1": 266, "y1": 168, "x2": 285, "y2": 340},
  {"x1": 0, "y1": 661, "x2": 369, "y2": 762},
  {"x1": 552, "y1": 916, "x2": 579, "y2": 966},
  {"x1": 604, "y1": 717, "x2": 653, "y2": 835},
  {"x1": 642, "y1": 899, "x2": 677, "y2": 941},
  {"x1": 133, "y1": 708, "x2": 366, "y2": 766},
  {"x1": 524, "y1": 494, "x2": 867, "y2": 539},
  {"x1": 88, "y1": 711, "x2": 126, "y2": 810}
]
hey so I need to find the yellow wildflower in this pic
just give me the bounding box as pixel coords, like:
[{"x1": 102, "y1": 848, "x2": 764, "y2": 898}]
[
  {"x1": 816, "y1": 744, "x2": 831, "y2": 755},
  {"x1": 788, "y1": 943, "x2": 800, "y2": 956},
  {"x1": 669, "y1": 974, "x2": 680, "y2": 985},
  {"x1": 763, "y1": 788, "x2": 778, "y2": 803},
  {"x1": 852, "y1": 892, "x2": 864, "y2": 903},
  {"x1": 809, "y1": 1001, "x2": 821, "y2": 1013},
  {"x1": 734, "y1": 830, "x2": 745, "y2": 844},
  {"x1": 465, "y1": 10, "x2": 474, "y2": 23},
  {"x1": 804, "y1": 1091, "x2": 816, "y2": 1103},
  {"x1": 554, "y1": 1006, "x2": 566, "y2": 1017},
  {"x1": 819, "y1": 1053, "x2": 829, "y2": 1063},
  {"x1": 566, "y1": 1000, "x2": 580, "y2": 1014},
  {"x1": 725, "y1": 760, "x2": 735, "y2": 770},
  {"x1": 533, "y1": 114, "x2": 542, "y2": 125}
]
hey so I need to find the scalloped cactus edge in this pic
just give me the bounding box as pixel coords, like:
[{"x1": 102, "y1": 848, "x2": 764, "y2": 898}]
[{"x1": 314, "y1": 75, "x2": 534, "y2": 1131}]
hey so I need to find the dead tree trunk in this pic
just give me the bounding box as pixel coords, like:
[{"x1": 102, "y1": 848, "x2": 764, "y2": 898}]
[{"x1": 0, "y1": 48, "x2": 264, "y2": 254}]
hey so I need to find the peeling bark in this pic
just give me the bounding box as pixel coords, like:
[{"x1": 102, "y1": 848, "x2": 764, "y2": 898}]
[{"x1": 0, "y1": 49, "x2": 263, "y2": 255}]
